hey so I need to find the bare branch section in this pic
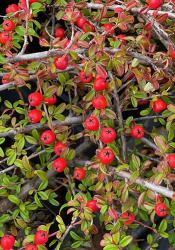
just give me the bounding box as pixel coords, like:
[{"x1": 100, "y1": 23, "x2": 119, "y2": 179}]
[
  {"x1": 0, "y1": 116, "x2": 83, "y2": 138},
  {"x1": 86, "y1": 3, "x2": 175, "y2": 19},
  {"x1": 1, "y1": 50, "x2": 170, "y2": 93},
  {"x1": 116, "y1": 170, "x2": 175, "y2": 200},
  {"x1": 77, "y1": 160, "x2": 175, "y2": 200}
]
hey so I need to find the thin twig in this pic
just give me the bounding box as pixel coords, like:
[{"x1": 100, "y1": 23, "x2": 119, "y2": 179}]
[{"x1": 0, "y1": 116, "x2": 83, "y2": 138}]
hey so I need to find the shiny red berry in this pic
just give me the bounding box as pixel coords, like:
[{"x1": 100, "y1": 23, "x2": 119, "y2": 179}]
[
  {"x1": 44, "y1": 96, "x2": 57, "y2": 105},
  {"x1": 83, "y1": 115, "x2": 100, "y2": 131},
  {"x1": 79, "y1": 70, "x2": 93, "y2": 83},
  {"x1": 98, "y1": 148, "x2": 115, "y2": 164},
  {"x1": 103, "y1": 23, "x2": 115, "y2": 35},
  {"x1": 6, "y1": 4, "x2": 19, "y2": 15},
  {"x1": 54, "y1": 27, "x2": 65, "y2": 39},
  {"x1": 166, "y1": 154, "x2": 175, "y2": 169},
  {"x1": 121, "y1": 212, "x2": 135, "y2": 225},
  {"x1": 154, "y1": 203, "x2": 168, "y2": 217},
  {"x1": 0, "y1": 31, "x2": 12, "y2": 44},
  {"x1": 1, "y1": 235, "x2": 15, "y2": 250},
  {"x1": 152, "y1": 99, "x2": 167, "y2": 113},
  {"x1": 93, "y1": 77, "x2": 108, "y2": 91},
  {"x1": 28, "y1": 92, "x2": 43, "y2": 106},
  {"x1": 2, "y1": 20, "x2": 15, "y2": 31},
  {"x1": 54, "y1": 55, "x2": 68, "y2": 70},
  {"x1": 147, "y1": 0, "x2": 163, "y2": 9},
  {"x1": 52, "y1": 158, "x2": 67, "y2": 172},
  {"x1": 30, "y1": 0, "x2": 39, "y2": 3},
  {"x1": 28, "y1": 109, "x2": 42, "y2": 123},
  {"x1": 100, "y1": 127, "x2": 117, "y2": 144},
  {"x1": 54, "y1": 142, "x2": 67, "y2": 156},
  {"x1": 82, "y1": 22, "x2": 95, "y2": 32},
  {"x1": 170, "y1": 50, "x2": 175, "y2": 60},
  {"x1": 131, "y1": 125, "x2": 144, "y2": 139},
  {"x1": 25, "y1": 244, "x2": 38, "y2": 250},
  {"x1": 86, "y1": 199, "x2": 99, "y2": 212},
  {"x1": 74, "y1": 167, "x2": 86, "y2": 181},
  {"x1": 34, "y1": 230, "x2": 48, "y2": 245},
  {"x1": 40, "y1": 130, "x2": 56, "y2": 145},
  {"x1": 75, "y1": 17, "x2": 87, "y2": 28},
  {"x1": 2, "y1": 74, "x2": 10, "y2": 84},
  {"x1": 92, "y1": 95, "x2": 107, "y2": 110}
]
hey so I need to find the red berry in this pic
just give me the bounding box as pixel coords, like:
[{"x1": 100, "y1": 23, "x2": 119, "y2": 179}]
[
  {"x1": 0, "y1": 31, "x2": 12, "y2": 44},
  {"x1": 54, "y1": 27, "x2": 65, "y2": 39},
  {"x1": 54, "y1": 142, "x2": 67, "y2": 156},
  {"x1": 98, "y1": 148, "x2": 114, "y2": 164},
  {"x1": 84, "y1": 115, "x2": 100, "y2": 131},
  {"x1": 2, "y1": 20, "x2": 15, "y2": 31},
  {"x1": 121, "y1": 212, "x2": 135, "y2": 225},
  {"x1": 103, "y1": 23, "x2": 115, "y2": 35},
  {"x1": 114, "y1": 7, "x2": 124, "y2": 13},
  {"x1": 115, "y1": 34, "x2": 126, "y2": 41},
  {"x1": 147, "y1": 0, "x2": 163, "y2": 9},
  {"x1": 170, "y1": 50, "x2": 175, "y2": 60},
  {"x1": 93, "y1": 77, "x2": 108, "y2": 91},
  {"x1": 86, "y1": 199, "x2": 99, "y2": 212},
  {"x1": 1, "y1": 235, "x2": 15, "y2": 250},
  {"x1": 40, "y1": 130, "x2": 56, "y2": 145},
  {"x1": 74, "y1": 167, "x2": 86, "y2": 181},
  {"x1": 44, "y1": 96, "x2": 57, "y2": 105},
  {"x1": 131, "y1": 125, "x2": 144, "y2": 139},
  {"x1": 6, "y1": 4, "x2": 19, "y2": 15},
  {"x1": 79, "y1": 70, "x2": 93, "y2": 83},
  {"x1": 2, "y1": 74, "x2": 10, "y2": 84},
  {"x1": 82, "y1": 22, "x2": 95, "y2": 32},
  {"x1": 166, "y1": 154, "x2": 175, "y2": 169},
  {"x1": 28, "y1": 92, "x2": 43, "y2": 106},
  {"x1": 100, "y1": 127, "x2": 117, "y2": 144},
  {"x1": 154, "y1": 203, "x2": 168, "y2": 217},
  {"x1": 152, "y1": 99, "x2": 167, "y2": 113},
  {"x1": 25, "y1": 244, "x2": 38, "y2": 250},
  {"x1": 92, "y1": 95, "x2": 107, "y2": 110},
  {"x1": 30, "y1": 0, "x2": 39, "y2": 3},
  {"x1": 52, "y1": 158, "x2": 66, "y2": 172},
  {"x1": 75, "y1": 17, "x2": 87, "y2": 28},
  {"x1": 28, "y1": 109, "x2": 42, "y2": 123},
  {"x1": 34, "y1": 230, "x2": 48, "y2": 245},
  {"x1": 54, "y1": 55, "x2": 68, "y2": 70}
]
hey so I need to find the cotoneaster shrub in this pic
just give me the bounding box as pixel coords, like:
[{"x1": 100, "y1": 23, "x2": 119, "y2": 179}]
[{"x1": 0, "y1": 0, "x2": 175, "y2": 250}]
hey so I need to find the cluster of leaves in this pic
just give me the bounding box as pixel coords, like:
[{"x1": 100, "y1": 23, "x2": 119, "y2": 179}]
[{"x1": 0, "y1": 0, "x2": 175, "y2": 250}]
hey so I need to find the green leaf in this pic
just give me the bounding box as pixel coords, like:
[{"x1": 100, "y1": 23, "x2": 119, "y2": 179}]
[
  {"x1": 70, "y1": 231, "x2": 82, "y2": 241},
  {"x1": 25, "y1": 135, "x2": 37, "y2": 144},
  {"x1": 104, "y1": 245, "x2": 119, "y2": 250},
  {"x1": 120, "y1": 235, "x2": 133, "y2": 247},
  {"x1": 58, "y1": 73, "x2": 66, "y2": 84},
  {"x1": 34, "y1": 170, "x2": 48, "y2": 181},
  {"x1": 34, "y1": 193, "x2": 43, "y2": 207},
  {"x1": 0, "y1": 54, "x2": 6, "y2": 64},
  {"x1": 8, "y1": 195, "x2": 20, "y2": 206},
  {"x1": 38, "y1": 191, "x2": 48, "y2": 200},
  {"x1": 0, "y1": 147, "x2": 4, "y2": 157},
  {"x1": 71, "y1": 241, "x2": 82, "y2": 248},
  {"x1": 158, "y1": 219, "x2": 167, "y2": 232},
  {"x1": 131, "y1": 96, "x2": 137, "y2": 108},
  {"x1": 15, "y1": 26, "x2": 25, "y2": 36},
  {"x1": 28, "y1": 28, "x2": 39, "y2": 38},
  {"x1": 38, "y1": 180, "x2": 48, "y2": 191},
  {"x1": 132, "y1": 58, "x2": 139, "y2": 67},
  {"x1": 55, "y1": 103, "x2": 66, "y2": 114},
  {"x1": 7, "y1": 151, "x2": 16, "y2": 165},
  {"x1": 0, "y1": 214, "x2": 10, "y2": 224}
]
